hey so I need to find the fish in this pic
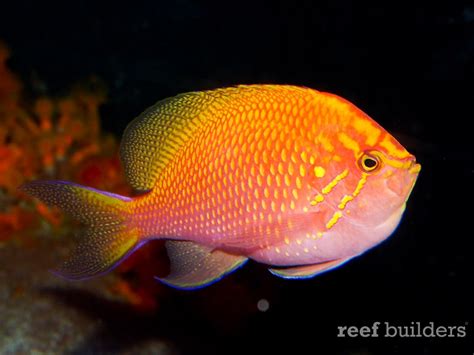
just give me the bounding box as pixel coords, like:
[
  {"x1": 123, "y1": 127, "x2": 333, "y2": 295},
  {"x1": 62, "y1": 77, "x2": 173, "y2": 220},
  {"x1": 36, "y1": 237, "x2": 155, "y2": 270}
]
[{"x1": 20, "y1": 85, "x2": 420, "y2": 289}]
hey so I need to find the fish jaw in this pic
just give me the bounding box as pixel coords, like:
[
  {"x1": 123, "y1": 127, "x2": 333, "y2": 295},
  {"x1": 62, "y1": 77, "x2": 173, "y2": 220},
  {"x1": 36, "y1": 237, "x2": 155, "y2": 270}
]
[{"x1": 246, "y1": 201, "x2": 407, "y2": 267}]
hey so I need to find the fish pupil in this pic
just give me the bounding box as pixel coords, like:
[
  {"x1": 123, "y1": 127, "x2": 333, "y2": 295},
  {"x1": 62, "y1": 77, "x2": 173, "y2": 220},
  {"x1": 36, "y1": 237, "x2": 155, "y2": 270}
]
[{"x1": 364, "y1": 158, "x2": 377, "y2": 168}]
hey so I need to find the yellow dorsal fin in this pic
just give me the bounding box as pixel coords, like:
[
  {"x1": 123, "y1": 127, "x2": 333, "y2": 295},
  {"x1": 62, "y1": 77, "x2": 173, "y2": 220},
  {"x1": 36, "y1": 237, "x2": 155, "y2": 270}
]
[{"x1": 119, "y1": 85, "x2": 315, "y2": 192}]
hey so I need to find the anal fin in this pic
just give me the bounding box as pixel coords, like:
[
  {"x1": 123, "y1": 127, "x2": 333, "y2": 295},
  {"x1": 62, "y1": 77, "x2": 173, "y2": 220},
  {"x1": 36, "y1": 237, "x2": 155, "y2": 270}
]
[
  {"x1": 156, "y1": 241, "x2": 248, "y2": 290},
  {"x1": 269, "y1": 257, "x2": 352, "y2": 279}
]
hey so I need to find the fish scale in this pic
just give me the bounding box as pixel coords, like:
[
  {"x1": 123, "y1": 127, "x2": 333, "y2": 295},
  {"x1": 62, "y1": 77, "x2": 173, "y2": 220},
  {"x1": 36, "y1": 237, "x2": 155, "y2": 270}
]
[
  {"x1": 21, "y1": 85, "x2": 420, "y2": 289},
  {"x1": 159, "y1": 95, "x2": 309, "y2": 244}
]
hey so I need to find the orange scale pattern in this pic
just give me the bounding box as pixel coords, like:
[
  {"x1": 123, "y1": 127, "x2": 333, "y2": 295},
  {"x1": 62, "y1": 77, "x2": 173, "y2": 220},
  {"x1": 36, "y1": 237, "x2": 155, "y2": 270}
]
[{"x1": 129, "y1": 87, "x2": 342, "y2": 254}]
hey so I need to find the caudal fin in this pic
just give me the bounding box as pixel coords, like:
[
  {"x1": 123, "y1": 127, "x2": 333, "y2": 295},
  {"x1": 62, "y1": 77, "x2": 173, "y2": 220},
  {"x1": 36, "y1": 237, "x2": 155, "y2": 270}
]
[{"x1": 20, "y1": 180, "x2": 141, "y2": 280}]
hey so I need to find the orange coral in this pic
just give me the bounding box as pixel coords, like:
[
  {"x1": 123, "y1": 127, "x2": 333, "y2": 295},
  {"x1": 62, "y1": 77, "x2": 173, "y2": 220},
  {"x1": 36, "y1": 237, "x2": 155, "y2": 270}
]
[
  {"x1": 0, "y1": 40, "x2": 126, "y2": 239},
  {"x1": 0, "y1": 39, "x2": 170, "y2": 312}
]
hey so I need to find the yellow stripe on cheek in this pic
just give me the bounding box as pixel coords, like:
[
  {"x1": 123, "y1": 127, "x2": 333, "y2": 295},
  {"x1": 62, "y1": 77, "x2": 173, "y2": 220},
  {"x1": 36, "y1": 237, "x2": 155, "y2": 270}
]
[
  {"x1": 310, "y1": 193, "x2": 324, "y2": 206},
  {"x1": 352, "y1": 173, "x2": 367, "y2": 197},
  {"x1": 322, "y1": 169, "x2": 348, "y2": 194},
  {"x1": 338, "y1": 195, "x2": 353, "y2": 210},
  {"x1": 326, "y1": 211, "x2": 342, "y2": 229},
  {"x1": 337, "y1": 172, "x2": 367, "y2": 210}
]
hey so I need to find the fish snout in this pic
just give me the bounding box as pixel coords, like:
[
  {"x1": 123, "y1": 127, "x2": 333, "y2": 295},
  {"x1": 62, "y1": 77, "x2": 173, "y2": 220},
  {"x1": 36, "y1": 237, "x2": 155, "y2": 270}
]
[
  {"x1": 387, "y1": 156, "x2": 420, "y2": 197},
  {"x1": 408, "y1": 157, "x2": 421, "y2": 175}
]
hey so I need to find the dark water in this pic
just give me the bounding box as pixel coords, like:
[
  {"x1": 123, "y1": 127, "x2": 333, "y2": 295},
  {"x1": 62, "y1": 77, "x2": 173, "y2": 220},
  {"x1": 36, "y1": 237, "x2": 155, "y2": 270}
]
[{"x1": 1, "y1": 1, "x2": 472, "y2": 354}]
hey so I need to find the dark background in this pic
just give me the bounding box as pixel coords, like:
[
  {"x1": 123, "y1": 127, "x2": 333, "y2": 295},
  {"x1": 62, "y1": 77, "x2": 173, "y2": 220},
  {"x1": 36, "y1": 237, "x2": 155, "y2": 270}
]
[{"x1": 1, "y1": 1, "x2": 473, "y2": 354}]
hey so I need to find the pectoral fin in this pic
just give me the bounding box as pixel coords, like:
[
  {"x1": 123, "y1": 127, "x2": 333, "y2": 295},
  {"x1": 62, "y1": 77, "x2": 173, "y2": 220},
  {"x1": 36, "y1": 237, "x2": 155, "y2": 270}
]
[
  {"x1": 156, "y1": 241, "x2": 248, "y2": 290},
  {"x1": 269, "y1": 257, "x2": 352, "y2": 279}
]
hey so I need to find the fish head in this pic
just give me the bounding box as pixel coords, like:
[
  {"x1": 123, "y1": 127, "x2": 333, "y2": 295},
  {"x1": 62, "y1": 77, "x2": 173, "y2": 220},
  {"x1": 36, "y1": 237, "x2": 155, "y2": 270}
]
[
  {"x1": 309, "y1": 95, "x2": 421, "y2": 258},
  {"x1": 346, "y1": 145, "x2": 420, "y2": 228},
  {"x1": 334, "y1": 128, "x2": 420, "y2": 256}
]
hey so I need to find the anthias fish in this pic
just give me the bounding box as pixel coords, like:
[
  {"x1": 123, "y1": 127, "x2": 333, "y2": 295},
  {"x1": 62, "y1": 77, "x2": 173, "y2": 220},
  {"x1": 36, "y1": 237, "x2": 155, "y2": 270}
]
[{"x1": 21, "y1": 85, "x2": 420, "y2": 289}]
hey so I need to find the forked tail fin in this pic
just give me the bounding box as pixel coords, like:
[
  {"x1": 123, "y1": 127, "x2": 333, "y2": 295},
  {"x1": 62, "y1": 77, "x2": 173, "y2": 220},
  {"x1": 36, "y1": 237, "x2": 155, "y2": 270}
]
[{"x1": 20, "y1": 180, "x2": 142, "y2": 280}]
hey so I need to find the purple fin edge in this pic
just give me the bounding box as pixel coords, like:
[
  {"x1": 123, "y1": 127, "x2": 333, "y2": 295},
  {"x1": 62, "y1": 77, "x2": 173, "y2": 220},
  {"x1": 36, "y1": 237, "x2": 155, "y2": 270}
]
[{"x1": 154, "y1": 259, "x2": 248, "y2": 291}]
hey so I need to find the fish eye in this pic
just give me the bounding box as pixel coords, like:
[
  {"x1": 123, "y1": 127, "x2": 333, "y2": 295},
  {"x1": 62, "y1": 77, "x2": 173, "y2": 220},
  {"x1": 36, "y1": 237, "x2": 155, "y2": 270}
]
[{"x1": 358, "y1": 152, "x2": 382, "y2": 173}]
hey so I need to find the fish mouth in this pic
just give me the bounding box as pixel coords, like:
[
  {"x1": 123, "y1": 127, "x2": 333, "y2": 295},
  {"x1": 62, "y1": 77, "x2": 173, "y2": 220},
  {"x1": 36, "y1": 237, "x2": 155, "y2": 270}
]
[
  {"x1": 405, "y1": 154, "x2": 421, "y2": 175},
  {"x1": 404, "y1": 161, "x2": 420, "y2": 202},
  {"x1": 409, "y1": 162, "x2": 421, "y2": 175},
  {"x1": 385, "y1": 156, "x2": 420, "y2": 199},
  {"x1": 407, "y1": 157, "x2": 421, "y2": 187}
]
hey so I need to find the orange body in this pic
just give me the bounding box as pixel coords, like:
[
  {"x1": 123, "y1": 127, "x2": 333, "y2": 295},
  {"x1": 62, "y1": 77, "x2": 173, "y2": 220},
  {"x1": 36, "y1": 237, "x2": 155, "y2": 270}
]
[
  {"x1": 125, "y1": 86, "x2": 419, "y2": 265},
  {"x1": 22, "y1": 85, "x2": 420, "y2": 288}
]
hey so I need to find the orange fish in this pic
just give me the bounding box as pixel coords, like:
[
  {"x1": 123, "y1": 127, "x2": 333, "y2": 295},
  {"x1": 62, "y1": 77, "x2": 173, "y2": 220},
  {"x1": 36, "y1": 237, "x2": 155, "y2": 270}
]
[{"x1": 21, "y1": 85, "x2": 420, "y2": 289}]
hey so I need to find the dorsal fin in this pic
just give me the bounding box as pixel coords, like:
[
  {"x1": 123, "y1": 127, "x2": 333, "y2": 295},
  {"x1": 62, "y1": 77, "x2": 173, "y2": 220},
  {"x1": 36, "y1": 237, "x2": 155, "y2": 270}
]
[{"x1": 119, "y1": 85, "x2": 315, "y2": 192}]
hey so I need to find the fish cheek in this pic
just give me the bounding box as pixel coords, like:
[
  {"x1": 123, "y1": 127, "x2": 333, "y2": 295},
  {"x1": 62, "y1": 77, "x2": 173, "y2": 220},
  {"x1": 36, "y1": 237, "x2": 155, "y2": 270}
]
[{"x1": 353, "y1": 178, "x2": 399, "y2": 227}]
